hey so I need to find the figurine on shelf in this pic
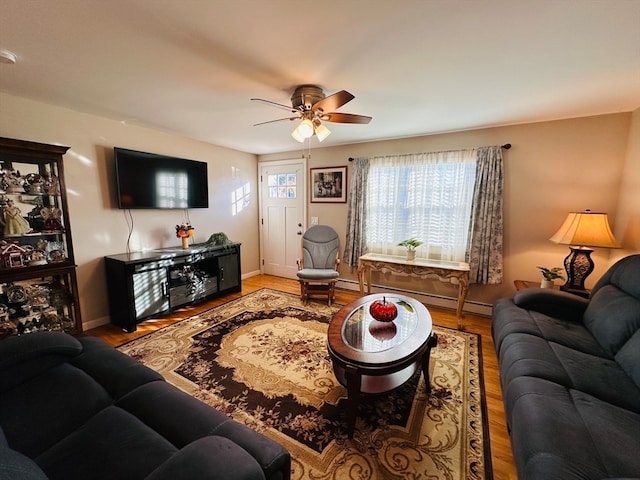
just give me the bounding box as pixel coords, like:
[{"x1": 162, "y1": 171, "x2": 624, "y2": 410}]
[
  {"x1": 41, "y1": 207, "x2": 63, "y2": 232},
  {"x1": 1, "y1": 241, "x2": 30, "y2": 268},
  {"x1": 2, "y1": 170, "x2": 25, "y2": 194},
  {"x1": 27, "y1": 203, "x2": 45, "y2": 231},
  {"x1": 24, "y1": 173, "x2": 44, "y2": 194},
  {"x1": 42, "y1": 172, "x2": 60, "y2": 195},
  {"x1": 2, "y1": 200, "x2": 31, "y2": 235},
  {"x1": 28, "y1": 249, "x2": 48, "y2": 266}
]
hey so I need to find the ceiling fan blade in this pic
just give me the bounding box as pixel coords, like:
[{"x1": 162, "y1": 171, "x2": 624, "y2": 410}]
[
  {"x1": 312, "y1": 90, "x2": 354, "y2": 113},
  {"x1": 321, "y1": 112, "x2": 372, "y2": 124},
  {"x1": 253, "y1": 116, "x2": 299, "y2": 126},
  {"x1": 251, "y1": 98, "x2": 298, "y2": 113}
]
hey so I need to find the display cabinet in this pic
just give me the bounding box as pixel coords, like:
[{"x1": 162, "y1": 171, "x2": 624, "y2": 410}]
[{"x1": 0, "y1": 137, "x2": 81, "y2": 338}]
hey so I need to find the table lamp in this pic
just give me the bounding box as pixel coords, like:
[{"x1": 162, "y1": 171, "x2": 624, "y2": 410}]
[{"x1": 549, "y1": 209, "x2": 620, "y2": 297}]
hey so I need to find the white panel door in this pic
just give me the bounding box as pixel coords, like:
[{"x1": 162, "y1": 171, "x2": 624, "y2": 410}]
[{"x1": 260, "y1": 160, "x2": 305, "y2": 279}]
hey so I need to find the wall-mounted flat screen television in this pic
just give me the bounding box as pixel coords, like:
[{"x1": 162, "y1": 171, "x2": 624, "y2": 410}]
[{"x1": 114, "y1": 147, "x2": 209, "y2": 209}]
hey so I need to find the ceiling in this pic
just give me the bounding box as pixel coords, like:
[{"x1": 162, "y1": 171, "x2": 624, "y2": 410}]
[{"x1": 1, "y1": 0, "x2": 639, "y2": 155}]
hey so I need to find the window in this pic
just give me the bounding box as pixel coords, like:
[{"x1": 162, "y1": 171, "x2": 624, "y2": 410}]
[
  {"x1": 365, "y1": 150, "x2": 477, "y2": 262},
  {"x1": 267, "y1": 173, "x2": 297, "y2": 199}
]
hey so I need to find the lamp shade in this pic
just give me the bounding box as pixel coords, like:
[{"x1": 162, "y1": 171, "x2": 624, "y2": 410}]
[
  {"x1": 549, "y1": 210, "x2": 619, "y2": 248},
  {"x1": 291, "y1": 127, "x2": 305, "y2": 143},
  {"x1": 291, "y1": 118, "x2": 314, "y2": 143},
  {"x1": 297, "y1": 119, "x2": 314, "y2": 138},
  {"x1": 314, "y1": 123, "x2": 331, "y2": 142}
]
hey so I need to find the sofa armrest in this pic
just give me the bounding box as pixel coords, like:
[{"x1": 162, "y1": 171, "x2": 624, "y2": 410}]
[
  {"x1": 145, "y1": 436, "x2": 264, "y2": 480},
  {"x1": 513, "y1": 288, "x2": 589, "y2": 322}
]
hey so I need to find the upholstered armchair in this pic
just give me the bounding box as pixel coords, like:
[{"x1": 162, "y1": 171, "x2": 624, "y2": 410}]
[{"x1": 296, "y1": 225, "x2": 340, "y2": 305}]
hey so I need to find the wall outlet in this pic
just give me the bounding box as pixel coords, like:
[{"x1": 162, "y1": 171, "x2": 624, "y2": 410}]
[{"x1": 311, "y1": 216, "x2": 319, "y2": 225}]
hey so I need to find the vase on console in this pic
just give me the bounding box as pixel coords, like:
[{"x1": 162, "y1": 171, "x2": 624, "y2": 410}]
[{"x1": 176, "y1": 222, "x2": 194, "y2": 250}]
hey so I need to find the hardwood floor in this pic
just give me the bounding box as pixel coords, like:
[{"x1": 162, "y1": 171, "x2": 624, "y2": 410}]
[{"x1": 87, "y1": 274, "x2": 518, "y2": 480}]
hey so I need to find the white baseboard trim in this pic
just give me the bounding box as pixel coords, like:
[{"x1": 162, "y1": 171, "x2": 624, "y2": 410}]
[
  {"x1": 336, "y1": 279, "x2": 492, "y2": 317},
  {"x1": 242, "y1": 270, "x2": 261, "y2": 279},
  {"x1": 82, "y1": 315, "x2": 111, "y2": 331}
]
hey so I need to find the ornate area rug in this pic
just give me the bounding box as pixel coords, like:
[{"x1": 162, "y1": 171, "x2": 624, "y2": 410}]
[{"x1": 118, "y1": 288, "x2": 492, "y2": 480}]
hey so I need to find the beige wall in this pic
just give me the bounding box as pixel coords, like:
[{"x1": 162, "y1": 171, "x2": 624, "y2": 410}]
[
  {"x1": 0, "y1": 92, "x2": 260, "y2": 330},
  {"x1": 259, "y1": 113, "x2": 636, "y2": 306}
]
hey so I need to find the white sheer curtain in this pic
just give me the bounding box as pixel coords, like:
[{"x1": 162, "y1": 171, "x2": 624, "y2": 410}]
[{"x1": 365, "y1": 149, "x2": 477, "y2": 262}]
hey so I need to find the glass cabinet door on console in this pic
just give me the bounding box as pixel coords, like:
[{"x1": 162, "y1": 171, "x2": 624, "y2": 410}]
[
  {"x1": 0, "y1": 137, "x2": 81, "y2": 338},
  {"x1": 133, "y1": 267, "x2": 170, "y2": 320}
]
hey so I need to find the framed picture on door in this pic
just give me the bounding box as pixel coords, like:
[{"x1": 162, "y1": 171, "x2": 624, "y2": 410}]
[{"x1": 310, "y1": 166, "x2": 347, "y2": 203}]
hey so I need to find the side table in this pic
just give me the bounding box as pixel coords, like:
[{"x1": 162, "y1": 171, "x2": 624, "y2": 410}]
[{"x1": 514, "y1": 280, "x2": 554, "y2": 291}]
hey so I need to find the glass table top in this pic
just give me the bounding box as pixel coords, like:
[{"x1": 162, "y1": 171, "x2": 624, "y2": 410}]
[{"x1": 342, "y1": 296, "x2": 418, "y2": 353}]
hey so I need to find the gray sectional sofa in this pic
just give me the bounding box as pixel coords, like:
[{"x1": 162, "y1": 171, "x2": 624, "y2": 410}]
[
  {"x1": 492, "y1": 254, "x2": 640, "y2": 479},
  {"x1": 0, "y1": 332, "x2": 290, "y2": 480}
]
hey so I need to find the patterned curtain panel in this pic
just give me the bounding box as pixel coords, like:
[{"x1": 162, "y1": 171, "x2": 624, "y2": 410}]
[
  {"x1": 467, "y1": 146, "x2": 504, "y2": 284},
  {"x1": 343, "y1": 157, "x2": 370, "y2": 267}
]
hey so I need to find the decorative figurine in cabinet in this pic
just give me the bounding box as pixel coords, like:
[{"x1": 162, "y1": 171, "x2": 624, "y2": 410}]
[{"x1": 0, "y1": 137, "x2": 81, "y2": 338}]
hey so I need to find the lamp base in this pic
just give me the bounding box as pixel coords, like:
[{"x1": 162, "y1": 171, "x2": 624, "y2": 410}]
[
  {"x1": 560, "y1": 246, "x2": 594, "y2": 297},
  {"x1": 558, "y1": 285, "x2": 591, "y2": 298}
]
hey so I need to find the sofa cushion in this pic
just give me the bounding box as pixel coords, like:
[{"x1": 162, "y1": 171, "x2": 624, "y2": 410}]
[
  {"x1": 35, "y1": 406, "x2": 177, "y2": 480},
  {"x1": 498, "y1": 333, "x2": 640, "y2": 413},
  {"x1": 0, "y1": 363, "x2": 112, "y2": 457},
  {"x1": 583, "y1": 284, "x2": 640, "y2": 356},
  {"x1": 504, "y1": 376, "x2": 640, "y2": 479},
  {"x1": 0, "y1": 446, "x2": 48, "y2": 480}
]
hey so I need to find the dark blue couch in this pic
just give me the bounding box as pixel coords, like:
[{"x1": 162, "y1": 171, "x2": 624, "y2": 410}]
[
  {"x1": 492, "y1": 254, "x2": 640, "y2": 480},
  {"x1": 0, "y1": 333, "x2": 290, "y2": 480}
]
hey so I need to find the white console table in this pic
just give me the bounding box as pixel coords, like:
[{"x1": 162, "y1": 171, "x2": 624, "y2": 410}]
[{"x1": 357, "y1": 253, "x2": 470, "y2": 330}]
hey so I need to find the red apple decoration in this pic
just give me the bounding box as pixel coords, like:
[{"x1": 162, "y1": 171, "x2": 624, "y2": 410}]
[{"x1": 369, "y1": 297, "x2": 398, "y2": 322}]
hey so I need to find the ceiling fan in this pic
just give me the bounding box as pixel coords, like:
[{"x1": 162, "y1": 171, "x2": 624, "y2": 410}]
[{"x1": 251, "y1": 85, "x2": 372, "y2": 142}]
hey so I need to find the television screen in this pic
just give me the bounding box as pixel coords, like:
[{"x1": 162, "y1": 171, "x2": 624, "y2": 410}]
[{"x1": 114, "y1": 147, "x2": 209, "y2": 209}]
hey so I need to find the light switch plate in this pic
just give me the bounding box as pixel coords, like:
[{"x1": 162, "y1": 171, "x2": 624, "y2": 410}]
[{"x1": 311, "y1": 217, "x2": 319, "y2": 225}]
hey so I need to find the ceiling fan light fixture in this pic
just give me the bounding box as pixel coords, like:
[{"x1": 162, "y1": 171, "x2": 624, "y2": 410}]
[
  {"x1": 298, "y1": 118, "x2": 314, "y2": 138},
  {"x1": 314, "y1": 123, "x2": 331, "y2": 142},
  {"x1": 291, "y1": 127, "x2": 305, "y2": 143},
  {"x1": 291, "y1": 118, "x2": 314, "y2": 142},
  {"x1": 254, "y1": 85, "x2": 371, "y2": 143}
]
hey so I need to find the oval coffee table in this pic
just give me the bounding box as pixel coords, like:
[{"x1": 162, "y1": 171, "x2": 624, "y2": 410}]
[{"x1": 327, "y1": 293, "x2": 437, "y2": 438}]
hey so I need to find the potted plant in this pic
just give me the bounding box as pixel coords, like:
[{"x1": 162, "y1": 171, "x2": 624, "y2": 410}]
[
  {"x1": 397, "y1": 238, "x2": 423, "y2": 261},
  {"x1": 536, "y1": 266, "x2": 564, "y2": 288}
]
